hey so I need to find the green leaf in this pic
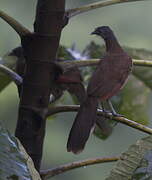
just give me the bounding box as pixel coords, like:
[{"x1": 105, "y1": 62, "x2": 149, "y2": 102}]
[
  {"x1": 0, "y1": 124, "x2": 41, "y2": 180},
  {"x1": 106, "y1": 135, "x2": 152, "y2": 180},
  {"x1": 132, "y1": 150, "x2": 152, "y2": 179},
  {"x1": 117, "y1": 75, "x2": 150, "y2": 125},
  {"x1": 120, "y1": 47, "x2": 152, "y2": 125},
  {"x1": 133, "y1": 66, "x2": 152, "y2": 90},
  {"x1": 84, "y1": 41, "x2": 105, "y2": 58},
  {"x1": 125, "y1": 47, "x2": 152, "y2": 90},
  {"x1": 58, "y1": 45, "x2": 72, "y2": 59},
  {"x1": 94, "y1": 122, "x2": 112, "y2": 140}
]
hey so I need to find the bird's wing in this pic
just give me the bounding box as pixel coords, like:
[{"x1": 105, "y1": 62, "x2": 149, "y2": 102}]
[{"x1": 87, "y1": 55, "x2": 132, "y2": 99}]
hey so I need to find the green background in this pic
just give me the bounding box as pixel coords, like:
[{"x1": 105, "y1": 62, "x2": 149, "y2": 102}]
[{"x1": 0, "y1": 0, "x2": 152, "y2": 179}]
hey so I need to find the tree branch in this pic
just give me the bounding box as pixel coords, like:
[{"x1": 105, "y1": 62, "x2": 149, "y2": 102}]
[
  {"x1": 0, "y1": 64, "x2": 22, "y2": 85},
  {"x1": 47, "y1": 105, "x2": 152, "y2": 135},
  {"x1": 0, "y1": 10, "x2": 30, "y2": 37},
  {"x1": 40, "y1": 156, "x2": 119, "y2": 179},
  {"x1": 60, "y1": 59, "x2": 152, "y2": 70},
  {"x1": 0, "y1": 0, "x2": 144, "y2": 36},
  {"x1": 133, "y1": 59, "x2": 152, "y2": 67},
  {"x1": 1, "y1": 55, "x2": 151, "y2": 91},
  {"x1": 15, "y1": 0, "x2": 66, "y2": 171},
  {"x1": 66, "y1": 0, "x2": 145, "y2": 18}
]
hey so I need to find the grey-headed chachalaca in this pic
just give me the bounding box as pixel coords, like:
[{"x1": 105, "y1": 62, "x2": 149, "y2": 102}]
[{"x1": 67, "y1": 26, "x2": 133, "y2": 154}]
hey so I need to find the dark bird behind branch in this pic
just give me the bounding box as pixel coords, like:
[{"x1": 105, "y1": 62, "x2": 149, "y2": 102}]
[{"x1": 67, "y1": 26, "x2": 133, "y2": 154}]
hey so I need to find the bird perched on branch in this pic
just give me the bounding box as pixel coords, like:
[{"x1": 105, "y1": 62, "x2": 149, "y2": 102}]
[{"x1": 67, "y1": 26, "x2": 133, "y2": 154}]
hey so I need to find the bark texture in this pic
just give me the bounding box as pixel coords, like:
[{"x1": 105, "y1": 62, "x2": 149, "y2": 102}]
[{"x1": 15, "y1": 0, "x2": 66, "y2": 171}]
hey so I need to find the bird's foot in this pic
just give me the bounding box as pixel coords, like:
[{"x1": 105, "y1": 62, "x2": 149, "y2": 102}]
[
  {"x1": 102, "y1": 109, "x2": 111, "y2": 114},
  {"x1": 112, "y1": 112, "x2": 124, "y2": 117}
]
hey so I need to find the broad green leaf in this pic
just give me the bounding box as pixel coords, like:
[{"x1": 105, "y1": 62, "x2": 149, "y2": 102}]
[
  {"x1": 119, "y1": 47, "x2": 152, "y2": 124},
  {"x1": 0, "y1": 124, "x2": 41, "y2": 180},
  {"x1": 117, "y1": 75, "x2": 150, "y2": 124},
  {"x1": 133, "y1": 66, "x2": 152, "y2": 90},
  {"x1": 84, "y1": 41, "x2": 105, "y2": 58},
  {"x1": 58, "y1": 45, "x2": 72, "y2": 59},
  {"x1": 93, "y1": 120, "x2": 113, "y2": 140},
  {"x1": 132, "y1": 150, "x2": 152, "y2": 179},
  {"x1": 106, "y1": 135, "x2": 152, "y2": 180}
]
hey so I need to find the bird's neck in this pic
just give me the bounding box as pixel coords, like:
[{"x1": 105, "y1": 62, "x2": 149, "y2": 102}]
[{"x1": 104, "y1": 35, "x2": 123, "y2": 53}]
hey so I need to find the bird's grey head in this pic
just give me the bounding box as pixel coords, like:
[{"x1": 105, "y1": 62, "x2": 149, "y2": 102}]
[{"x1": 91, "y1": 26, "x2": 114, "y2": 39}]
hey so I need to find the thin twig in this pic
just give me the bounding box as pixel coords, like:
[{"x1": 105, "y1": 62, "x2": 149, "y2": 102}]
[
  {"x1": 40, "y1": 156, "x2": 119, "y2": 179},
  {"x1": 133, "y1": 59, "x2": 152, "y2": 67},
  {"x1": 67, "y1": 0, "x2": 146, "y2": 18},
  {"x1": 60, "y1": 59, "x2": 152, "y2": 70},
  {"x1": 0, "y1": 10, "x2": 31, "y2": 37},
  {"x1": 0, "y1": 58, "x2": 151, "y2": 85},
  {"x1": 0, "y1": 64, "x2": 22, "y2": 85},
  {"x1": 47, "y1": 105, "x2": 152, "y2": 135}
]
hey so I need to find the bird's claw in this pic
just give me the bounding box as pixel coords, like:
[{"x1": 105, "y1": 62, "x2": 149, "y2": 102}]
[
  {"x1": 112, "y1": 112, "x2": 124, "y2": 117},
  {"x1": 102, "y1": 109, "x2": 111, "y2": 114}
]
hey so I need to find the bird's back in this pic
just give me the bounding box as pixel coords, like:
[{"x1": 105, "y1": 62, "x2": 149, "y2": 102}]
[{"x1": 87, "y1": 52, "x2": 132, "y2": 100}]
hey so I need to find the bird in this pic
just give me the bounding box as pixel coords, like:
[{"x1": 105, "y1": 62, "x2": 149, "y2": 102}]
[
  {"x1": 53, "y1": 65, "x2": 86, "y2": 103},
  {"x1": 67, "y1": 26, "x2": 133, "y2": 154}
]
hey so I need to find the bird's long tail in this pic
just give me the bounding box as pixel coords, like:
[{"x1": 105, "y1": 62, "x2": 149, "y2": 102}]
[{"x1": 67, "y1": 96, "x2": 98, "y2": 154}]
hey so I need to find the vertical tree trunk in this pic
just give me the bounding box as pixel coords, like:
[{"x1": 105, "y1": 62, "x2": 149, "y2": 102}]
[{"x1": 15, "y1": 0, "x2": 66, "y2": 171}]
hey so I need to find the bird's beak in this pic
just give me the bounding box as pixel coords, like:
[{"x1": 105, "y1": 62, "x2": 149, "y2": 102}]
[
  {"x1": 90, "y1": 29, "x2": 100, "y2": 35},
  {"x1": 90, "y1": 31, "x2": 96, "y2": 35}
]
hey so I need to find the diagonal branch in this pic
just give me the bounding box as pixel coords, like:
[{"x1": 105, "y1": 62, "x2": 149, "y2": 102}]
[
  {"x1": 40, "y1": 156, "x2": 119, "y2": 179},
  {"x1": 0, "y1": 64, "x2": 22, "y2": 85},
  {"x1": 0, "y1": 10, "x2": 31, "y2": 37},
  {"x1": 47, "y1": 105, "x2": 152, "y2": 135},
  {"x1": 0, "y1": 0, "x2": 146, "y2": 36},
  {"x1": 60, "y1": 59, "x2": 152, "y2": 70},
  {"x1": 66, "y1": 0, "x2": 146, "y2": 18}
]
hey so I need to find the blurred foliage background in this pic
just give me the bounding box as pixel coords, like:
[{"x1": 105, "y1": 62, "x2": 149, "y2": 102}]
[{"x1": 0, "y1": 0, "x2": 152, "y2": 179}]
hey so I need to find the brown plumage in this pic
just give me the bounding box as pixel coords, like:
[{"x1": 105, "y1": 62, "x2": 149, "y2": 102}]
[
  {"x1": 67, "y1": 26, "x2": 133, "y2": 154},
  {"x1": 56, "y1": 67, "x2": 113, "y2": 137}
]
